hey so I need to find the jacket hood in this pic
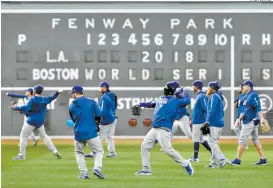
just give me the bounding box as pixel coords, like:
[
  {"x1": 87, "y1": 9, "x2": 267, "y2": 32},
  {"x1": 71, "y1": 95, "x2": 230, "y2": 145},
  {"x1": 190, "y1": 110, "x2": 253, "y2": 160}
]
[
  {"x1": 73, "y1": 96, "x2": 88, "y2": 107},
  {"x1": 216, "y1": 91, "x2": 224, "y2": 101}
]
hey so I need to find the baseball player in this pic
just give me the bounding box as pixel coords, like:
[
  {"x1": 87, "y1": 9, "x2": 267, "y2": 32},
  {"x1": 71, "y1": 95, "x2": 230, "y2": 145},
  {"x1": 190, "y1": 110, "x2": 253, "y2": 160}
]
[
  {"x1": 233, "y1": 83, "x2": 248, "y2": 149},
  {"x1": 172, "y1": 85, "x2": 192, "y2": 139},
  {"x1": 189, "y1": 80, "x2": 212, "y2": 162},
  {"x1": 6, "y1": 88, "x2": 39, "y2": 146},
  {"x1": 10, "y1": 85, "x2": 62, "y2": 160},
  {"x1": 230, "y1": 80, "x2": 268, "y2": 166},
  {"x1": 201, "y1": 81, "x2": 228, "y2": 168},
  {"x1": 69, "y1": 85, "x2": 105, "y2": 179},
  {"x1": 133, "y1": 82, "x2": 194, "y2": 176},
  {"x1": 85, "y1": 82, "x2": 118, "y2": 158}
]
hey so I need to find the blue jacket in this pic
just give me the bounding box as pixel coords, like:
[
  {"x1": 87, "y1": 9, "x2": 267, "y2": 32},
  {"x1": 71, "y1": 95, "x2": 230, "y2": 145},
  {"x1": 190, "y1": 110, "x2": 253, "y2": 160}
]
[
  {"x1": 242, "y1": 91, "x2": 261, "y2": 124},
  {"x1": 140, "y1": 95, "x2": 190, "y2": 130},
  {"x1": 235, "y1": 94, "x2": 246, "y2": 119},
  {"x1": 69, "y1": 96, "x2": 101, "y2": 141},
  {"x1": 104, "y1": 91, "x2": 117, "y2": 116},
  {"x1": 99, "y1": 94, "x2": 116, "y2": 125},
  {"x1": 206, "y1": 91, "x2": 224, "y2": 127},
  {"x1": 174, "y1": 90, "x2": 191, "y2": 120},
  {"x1": 14, "y1": 92, "x2": 59, "y2": 127},
  {"x1": 192, "y1": 91, "x2": 208, "y2": 124},
  {"x1": 7, "y1": 93, "x2": 30, "y2": 104}
]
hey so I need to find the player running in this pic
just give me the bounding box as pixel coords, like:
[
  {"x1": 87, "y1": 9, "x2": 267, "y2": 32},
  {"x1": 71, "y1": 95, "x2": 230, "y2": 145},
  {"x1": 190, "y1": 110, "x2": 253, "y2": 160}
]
[
  {"x1": 132, "y1": 82, "x2": 194, "y2": 176},
  {"x1": 230, "y1": 80, "x2": 268, "y2": 166},
  {"x1": 69, "y1": 85, "x2": 105, "y2": 179},
  {"x1": 85, "y1": 82, "x2": 118, "y2": 158},
  {"x1": 7, "y1": 88, "x2": 39, "y2": 146},
  {"x1": 10, "y1": 85, "x2": 62, "y2": 160},
  {"x1": 189, "y1": 80, "x2": 212, "y2": 162}
]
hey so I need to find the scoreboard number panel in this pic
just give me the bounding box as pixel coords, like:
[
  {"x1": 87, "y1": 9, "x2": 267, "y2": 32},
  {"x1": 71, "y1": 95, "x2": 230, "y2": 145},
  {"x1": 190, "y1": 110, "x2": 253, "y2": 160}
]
[
  {"x1": 2, "y1": 12, "x2": 273, "y2": 87},
  {"x1": 1, "y1": 10, "x2": 273, "y2": 136}
]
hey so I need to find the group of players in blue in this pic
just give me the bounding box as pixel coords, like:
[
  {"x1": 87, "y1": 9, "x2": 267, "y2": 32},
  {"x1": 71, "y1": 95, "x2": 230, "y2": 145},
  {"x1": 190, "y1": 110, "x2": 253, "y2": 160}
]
[{"x1": 7, "y1": 79, "x2": 268, "y2": 179}]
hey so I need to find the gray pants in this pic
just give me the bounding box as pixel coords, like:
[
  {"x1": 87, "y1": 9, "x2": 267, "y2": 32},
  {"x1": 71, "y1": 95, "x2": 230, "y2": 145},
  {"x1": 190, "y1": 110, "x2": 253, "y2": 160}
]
[
  {"x1": 239, "y1": 121, "x2": 259, "y2": 146},
  {"x1": 19, "y1": 122, "x2": 58, "y2": 158},
  {"x1": 192, "y1": 124, "x2": 205, "y2": 143},
  {"x1": 24, "y1": 116, "x2": 37, "y2": 142},
  {"x1": 75, "y1": 136, "x2": 104, "y2": 176},
  {"x1": 208, "y1": 126, "x2": 226, "y2": 165},
  {"x1": 172, "y1": 116, "x2": 192, "y2": 139},
  {"x1": 90, "y1": 119, "x2": 117, "y2": 155},
  {"x1": 141, "y1": 128, "x2": 189, "y2": 171}
]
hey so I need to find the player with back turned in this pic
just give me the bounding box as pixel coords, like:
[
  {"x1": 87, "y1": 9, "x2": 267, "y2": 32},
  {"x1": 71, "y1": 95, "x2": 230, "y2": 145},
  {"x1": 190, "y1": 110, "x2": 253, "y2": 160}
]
[
  {"x1": 6, "y1": 88, "x2": 39, "y2": 146},
  {"x1": 131, "y1": 82, "x2": 194, "y2": 176},
  {"x1": 200, "y1": 81, "x2": 228, "y2": 168},
  {"x1": 189, "y1": 80, "x2": 212, "y2": 162},
  {"x1": 85, "y1": 82, "x2": 118, "y2": 158},
  {"x1": 230, "y1": 80, "x2": 268, "y2": 166},
  {"x1": 10, "y1": 85, "x2": 62, "y2": 160},
  {"x1": 69, "y1": 85, "x2": 105, "y2": 179}
]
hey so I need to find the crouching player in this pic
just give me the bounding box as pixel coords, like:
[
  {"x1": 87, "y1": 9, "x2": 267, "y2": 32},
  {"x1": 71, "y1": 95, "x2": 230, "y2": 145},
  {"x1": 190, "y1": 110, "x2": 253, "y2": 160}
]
[
  {"x1": 230, "y1": 80, "x2": 268, "y2": 166},
  {"x1": 69, "y1": 85, "x2": 105, "y2": 179},
  {"x1": 132, "y1": 82, "x2": 194, "y2": 176}
]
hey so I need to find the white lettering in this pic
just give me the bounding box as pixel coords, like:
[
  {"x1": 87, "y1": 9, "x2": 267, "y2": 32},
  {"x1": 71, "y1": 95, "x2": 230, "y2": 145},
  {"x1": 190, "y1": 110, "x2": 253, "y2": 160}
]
[
  {"x1": 46, "y1": 51, "x2": 55, "y2": 63},
  {"x1": 199, "y1": 69, "x2": 206, "y2": 80},
  {"x1": 218, "y1": 69, "x2": 223, "y2": 80},
  {"x1": 85, "y1": 69, "x2": 94, "y2": 80},
  {"x1": 85, "y1": 18, "x2": 95, "y2": 28},
  {"x1": 142, "y1": 69, "x2": 150, "y2": 80},
  {"x1": 18, "y1": 34, "x2": 26, "y2": 45},
  {"x1": 262, "y1": 69, "x2": 271, "y2": 80},
  {"x1": 215, "y1": 34, "x2": 228, "y2": 45},
  {"x1": 242, "y1": 68, "x2": 251, "y2": 80},
  {"x1": 112, "y1": 69, "x2": 119, "y2": 80},
  {"x1": 129, "y1": 69, "x2": 136, "y2": 80},
  {"x1": 186, "y1": 19, "x2": 197, "y2": 29},
  {"x1": 87, "y1": 33, "x2": 91, "y2": 45},
  {"x1": 32, "y1": 69, "x2": 79, "y2": 80},
  {"x1": 205, "y1": 19, "x2": 215, "y2": 29},
  {"x1": 186, "y1": 69, "x2": 193, "y2": 80},
  {"x1": 122, "y1": 19, "x2": 133, "y2": 29},
  {"x1": 173, "y1": 69, "x2": 180, "y2": 80},
  {"x1": 140, "y1": 18, "x2": 149, "y2": 29},
  {"x1": 103, "y1": 18, "x2": 115, "y2": 29},
  {"x1": 262, "y1": 34, "x2": 271, "y2": 45},
  {"x1": 242, "y1": 34, "x2": 251, "y2": 45},
  {"x1": 170, "y1": 18, "x2": 180, "y2": 29},
  {"x1": 223, "y1": 18, "x2": 233, "y2": 29},
  {"x1": 57, "y1": 51, "x2": 67, "y2": 62},
  {"x1": 68, "y1": 18, "x2": 77, "y2": 29},
  {"x1": 98, "y1": 69, "x2": 106, "y2": 80},
  {"x1": 52, "y1": 18, "x2": 60, "y2": 29}
]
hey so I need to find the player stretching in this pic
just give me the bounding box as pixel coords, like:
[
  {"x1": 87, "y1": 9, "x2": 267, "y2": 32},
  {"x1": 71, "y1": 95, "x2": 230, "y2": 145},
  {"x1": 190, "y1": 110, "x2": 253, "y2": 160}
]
[
  {"x1": 201, "y1": 81, "x2": 228, "y2": 168},
  {"x1": 132, "y1": 82, "x2": 194, "y2": 176},
  {"x1": 69, "y1": 85, "x2": 105, "y2": 179},
  {"x1": 233, "y1": 83, "x2": 248, "y2": 149},
  {"x1": 230, "y1": 80, "x2": 268, "y2": 166},
  {"x1": 85, "y1": 82, "x2": 118, "y2": 158},
  {"x1": 171, "y1": 83, "x2": 192, "y2": 139},
  {"x1": 7, "y1": 88, "x2": 38, "y2": 146},
  {"x1": 189, "y1": 80, "x2": 212, "y2": 162},
  {"x1": 11, "y1": 85, "x2": 62, "y2": 160}
]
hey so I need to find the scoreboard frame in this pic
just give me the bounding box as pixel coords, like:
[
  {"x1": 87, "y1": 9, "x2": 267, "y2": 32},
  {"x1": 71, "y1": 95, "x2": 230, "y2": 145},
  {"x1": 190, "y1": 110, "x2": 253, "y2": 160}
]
[{"x1": 1, "y1": 7, "x2": 273, "y2": 137}]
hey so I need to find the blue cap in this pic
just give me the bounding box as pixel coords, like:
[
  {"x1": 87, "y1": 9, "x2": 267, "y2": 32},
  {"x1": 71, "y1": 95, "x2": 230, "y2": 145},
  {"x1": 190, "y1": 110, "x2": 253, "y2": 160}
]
[
  {"x1": 242, "y1": 80, "x2": 254, "y2": 89},
  {"x1": 166, "y1": 81, "x2": 179, "y2": 90},
  {"x1": 99, "y1": 82, "x2": 110, "y2": 89},
  {"x1": 34, "y1": 84, "x2": 44, "y2": 94},
  {"x1": 208, "y1": 81, "x2": 221, "y2": 91},
  {"x1": 27, "y1": 88, "x2": 33, "y2": 94},
  {"x1": 192, "y1": 80, "x2": 203, "y2": 90},
  {"x1": 69, "y1": 85, "x2": 83, "y2": 93}
]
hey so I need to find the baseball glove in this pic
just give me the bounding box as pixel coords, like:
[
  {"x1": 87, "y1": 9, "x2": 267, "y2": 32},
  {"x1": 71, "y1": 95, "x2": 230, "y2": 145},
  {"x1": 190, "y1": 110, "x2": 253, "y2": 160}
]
[
  {"x1": 200, "y1": 122, "x2": 210, "y2": 135},
  {"x1": 131, "y1": 105, "x2": 141, "y2": 116},
  {"x1": 94, "y1": 116, "x2": 101, "y2": 132},
  {"x1": 10, "y1": 100, "x2": 17, "y2": 106},
  {"x1": 260, "y1": 119, "x2": 271, "y2": 133}
]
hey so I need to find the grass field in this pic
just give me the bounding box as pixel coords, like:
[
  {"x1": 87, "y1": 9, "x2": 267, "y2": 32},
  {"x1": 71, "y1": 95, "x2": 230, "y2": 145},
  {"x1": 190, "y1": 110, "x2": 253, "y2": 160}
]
[{"x1": 2, "y1": 139, "x2": 273, "y2": 188}]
